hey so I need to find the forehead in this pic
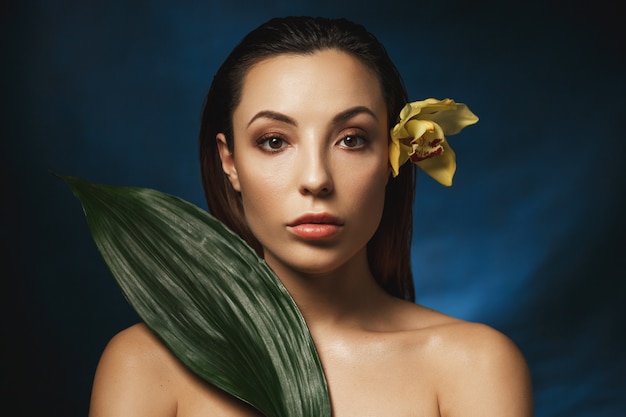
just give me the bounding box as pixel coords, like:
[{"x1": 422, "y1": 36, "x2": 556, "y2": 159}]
[{"x1": 234, "y1": 49, "x2": 386, "y2": 123}]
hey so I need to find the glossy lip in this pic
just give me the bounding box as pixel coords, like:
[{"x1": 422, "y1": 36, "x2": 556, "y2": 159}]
[{"x1": 287, "y1": 213, "x2": 344, "y2": 239}]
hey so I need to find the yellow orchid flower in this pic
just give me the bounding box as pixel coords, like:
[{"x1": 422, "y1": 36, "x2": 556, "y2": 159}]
[{"x1": 389, "y1": 98, "x2": 479, "y2": 186}]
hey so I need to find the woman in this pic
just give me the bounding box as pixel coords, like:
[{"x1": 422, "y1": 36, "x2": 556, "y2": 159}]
[{"x1": 89, "y1": 17, "x2": 533, "y2": 416}]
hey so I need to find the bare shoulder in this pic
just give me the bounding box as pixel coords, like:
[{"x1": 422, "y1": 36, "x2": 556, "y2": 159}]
[
  {"x1": 432, "y1": 319, "x2": 530, "y2": 377},
  {"x1": 101, "y1": 322, "x2": 169, "y2": 358},
  {"x1": 89, "y1": 323, "x2": 180, "y2": 417},
  {"x1": 401, "y1": 304, "x2": 528, "y2": 366},
  {"x1": 414, "y1": 312, "x2": 533, "y2": 417},
  {"x1": 90, "y1": 323, "x2": 263, "y2": 417},
  {"x1": 97, "y1": 323, "x2": 181, "y2": 381}
]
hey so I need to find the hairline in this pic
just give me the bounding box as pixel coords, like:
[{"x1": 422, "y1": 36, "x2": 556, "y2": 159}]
[{"x1": 226, "y1": 47, "x2": 394, "y2": 152}]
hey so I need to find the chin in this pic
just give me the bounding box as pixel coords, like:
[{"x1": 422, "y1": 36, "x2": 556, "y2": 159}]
[{"x1": 264, "y1": 245, "x2": 366, "y2": 278}]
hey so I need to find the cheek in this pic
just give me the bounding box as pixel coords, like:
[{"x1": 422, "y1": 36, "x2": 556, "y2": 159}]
[
  {"x1": 361, "y1": 176, "x2": 388, "y2": 221},
  {"x1": 234, "y1": 164, "x2": 288, "y2": 224},
  {"x1": 342, "y1": 161, "x2": 389, "y2": 228}
]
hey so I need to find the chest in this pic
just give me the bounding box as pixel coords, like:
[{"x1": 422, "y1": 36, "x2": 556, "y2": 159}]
[
  {"x1": 177, "y1": 334, "x2": 442, "y2": 417},
  {"x1": 315, "y1": 336, "x2": 442, "y2": 417}
]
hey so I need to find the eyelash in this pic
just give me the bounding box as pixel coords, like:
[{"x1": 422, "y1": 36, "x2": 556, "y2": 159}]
[
  {"x1": 337, "y1": 133, "x2": 368, "y2": 149},
  {"x1": 255, "y1": 131, "x2": 369, "y2": 153},
  {"x1": 256, "y1": 134, "x2": 288, "y2": 152}
]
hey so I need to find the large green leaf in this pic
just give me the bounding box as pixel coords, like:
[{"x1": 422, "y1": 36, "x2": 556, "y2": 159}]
[{"x1": 64, "y1": 176, "x2": 331, "y2": 417}]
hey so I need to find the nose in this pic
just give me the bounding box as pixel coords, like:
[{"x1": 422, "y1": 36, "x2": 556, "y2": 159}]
[{"x1": 298, "y1": 150, "x2": 333, "y2": 197}]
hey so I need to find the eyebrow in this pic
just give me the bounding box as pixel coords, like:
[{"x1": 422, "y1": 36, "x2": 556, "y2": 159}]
[
  {"x1": 247, "y1": 110, "x2": 297, "y2": 128},
  {"x1": 332, "y1": 106, "x2": 379, "y2": 124},
  {"x1": 246, "y1": 105, "x2": 378, "y2": 128}
]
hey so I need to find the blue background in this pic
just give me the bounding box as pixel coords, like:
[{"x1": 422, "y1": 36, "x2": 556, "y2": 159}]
[{"x1": 4, "y1": 1, "x2": 625, "y2": 415}]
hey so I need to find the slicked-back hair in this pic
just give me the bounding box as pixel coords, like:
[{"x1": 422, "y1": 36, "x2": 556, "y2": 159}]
[{"x1": 199, "y1": 16, "x2": 417, "y2": 301}]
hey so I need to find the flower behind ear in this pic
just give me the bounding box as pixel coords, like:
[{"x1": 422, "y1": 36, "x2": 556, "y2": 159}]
[{"x1": 389, "y1": 98, "x2": 478, "y2": 185}]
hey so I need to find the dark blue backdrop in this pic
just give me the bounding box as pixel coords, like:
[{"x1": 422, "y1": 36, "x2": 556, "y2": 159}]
[{"x1": 4, "y1": 1, "x2": 625, "y2": 416}]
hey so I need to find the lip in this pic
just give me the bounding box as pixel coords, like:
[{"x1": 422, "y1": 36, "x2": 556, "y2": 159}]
[{"x1": 287, "y1": 213, "x2": 343, "y2": 239}]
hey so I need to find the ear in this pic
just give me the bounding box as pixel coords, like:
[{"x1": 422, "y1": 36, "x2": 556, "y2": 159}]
[{"x1": 216, "y1": 133, "x2": 241, "y2": 192}]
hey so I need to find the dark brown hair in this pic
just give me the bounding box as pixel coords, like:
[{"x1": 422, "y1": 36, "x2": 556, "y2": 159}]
[{"x1": 199, "y1": 16, "x2": 416, "y2": 301}]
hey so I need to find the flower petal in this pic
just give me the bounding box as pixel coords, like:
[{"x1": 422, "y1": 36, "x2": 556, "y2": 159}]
[
  {"x1": 389, "y1": 98, "x2": 477, "y2": 182},
  {"x1": 388, "y1": 136, "x2": 403, "y2": 177},
  {"x1": 404, "y1": 119, "x2": 435, "y2": 143},
  {"x1": 426, "y1": 103, "x2": 479, "y2": 135},
  {"x1": 414, "y1": 141, "x2": 456, "y2": 186}
]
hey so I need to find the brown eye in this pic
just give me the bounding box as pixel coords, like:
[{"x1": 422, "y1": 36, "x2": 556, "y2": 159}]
[
  {"x1": 258, "y1": 135, "x2": 287, "y2": 152},
  {"x1": 268, "y1": 137, "x2": 284, "y2": 149},
  {"x1": 339, "y1": 135, "x2": 366, "y2": 148}
]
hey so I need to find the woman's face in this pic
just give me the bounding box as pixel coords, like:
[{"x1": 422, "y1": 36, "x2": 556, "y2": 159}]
[{"x1": 218, "y1": 49, "x2": 390, "y2": 276}]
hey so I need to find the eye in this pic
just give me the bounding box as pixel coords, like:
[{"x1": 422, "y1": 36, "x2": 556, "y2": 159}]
[
  {"x1": 257, "y1": 135, "x2": 287, "y2": 151},
  {"x1": 338, "y1": 134, "x2": 366, "y2": 149}
]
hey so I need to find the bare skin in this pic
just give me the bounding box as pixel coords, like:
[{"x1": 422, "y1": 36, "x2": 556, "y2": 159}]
[
  {"x1": 89, "y1": 50, "x2": 533, "y2": 416},
  {"x1": 90, "y1": 301, "x2": 532, "y2": 416}
]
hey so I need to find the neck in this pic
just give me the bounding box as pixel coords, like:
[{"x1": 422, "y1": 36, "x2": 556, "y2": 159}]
[{"x1": 264, "y1": 248, "x2": 394, "y2": 333}]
